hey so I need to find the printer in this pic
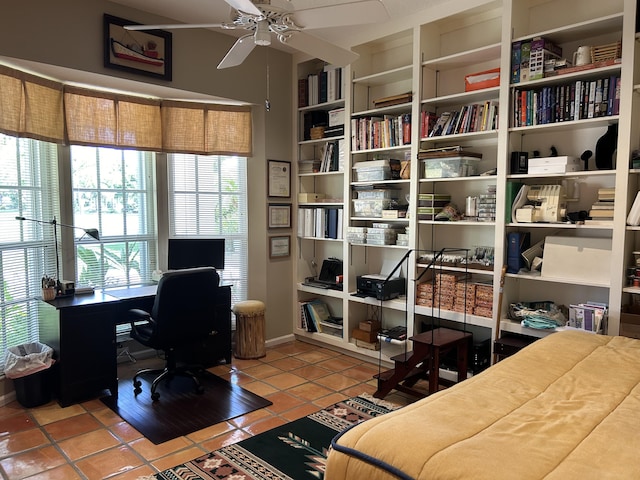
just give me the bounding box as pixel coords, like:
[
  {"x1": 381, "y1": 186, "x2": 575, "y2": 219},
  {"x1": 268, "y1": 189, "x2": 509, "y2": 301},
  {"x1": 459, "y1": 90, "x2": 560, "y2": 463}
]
[{"x1": 356, "y1": 274, "x2": 405, "y2": 300}]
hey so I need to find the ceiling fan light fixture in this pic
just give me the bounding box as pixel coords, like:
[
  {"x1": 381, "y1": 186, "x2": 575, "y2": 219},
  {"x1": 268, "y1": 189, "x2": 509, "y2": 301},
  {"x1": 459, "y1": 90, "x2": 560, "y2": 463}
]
[{"x1": 254, "y1": 20, "x2": 271, "y2": 46}]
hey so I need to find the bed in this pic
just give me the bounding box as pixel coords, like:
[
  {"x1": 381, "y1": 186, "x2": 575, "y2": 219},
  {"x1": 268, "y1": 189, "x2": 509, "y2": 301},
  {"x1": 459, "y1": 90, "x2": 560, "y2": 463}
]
[{"x1": 326, "y1": 330, "x2": 640, "y2": 479}]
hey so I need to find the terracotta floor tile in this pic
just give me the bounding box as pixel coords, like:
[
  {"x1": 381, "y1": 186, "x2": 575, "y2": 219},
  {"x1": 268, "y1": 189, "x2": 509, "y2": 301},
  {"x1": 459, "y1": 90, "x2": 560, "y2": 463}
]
[
  {"x1": 271, "y1": 341, "x2": 316, "y2": 356},
  {"x1": 280, "y1": 403, "x2": 321, "y2": 421},
  {"x1": 0, "y1": 413, "x2": 36, "y2": 437},
  {"x1": 91, "y1": 405, "x2": 124, "y2": 426},
  {"x1": 0, "y1": 445, "x2": 65, "y2": 479},
  {"x1": 185, "y1": 420, "x2": 235, "y2": 444},
  {"x1": 267, "y1": 357, "x2": 308, "y2": 371},
  {"x1": 128, "y1": 436, "x2": 194, "y2": 461},
  {"x1": 224, "y1": 370, "x2": 255, "y2": 386},
  {"x1": 229, "y1": 358, "x2": 262, "y2": 371},
  {"x1": 79, "y1": 398, "x2": 107, "y2": 412},
  {"x1": 21, "y1": 464, "x2": 83, "y2": 480},
  {"x1": 262, "y1": 372, "x2": 306, "y2": 390},
  {"x1": 108, "y1": 421, "x2": 143, "y2": 443},
  {"x1": 241, "y1": 415, "x2": 288, "y2": 436},
  {"x1": 240, "y1": 363, "x2": 283, "y2": 379},
  {"x1": 239, "y1": 380, "x2": 278, "y2": 397},
  {"x1": 290, "y1": 364, "x2": 332, "y2": 380},
  {"x1": 43, "y1": 413, "x2": 101, "y2": 442},
  {"x1": 200, "y1": 429, "x2": 250, "y2": 452},
  {"x1": 56, "y1": 429, "x2": 120, "y2": 461},
  {"x1": 286, "y1": 382, "x2": 334, "y2": 401},
  {"x1": 316, "y1": 355, "x2": 362, "y2": 371},
  {"x1": 151, "y1": 445, "x2": 206, "y2": 472},
  {"x1": 257, "y1": 349, "x2": 287, "y2": 362},
  {"x1": 0, "y1": 403, "x2": 26, "y2": 420},
  {"x1": 0, "y1": 429, "x2": 49, "y2": 457},
  {"x1": 312, "y1": 392, "x2": 349, "y2": 409},
  {"x1": 28, "y1": 403, "x2": 86, "y2": 427},
  {"x1": 313, "y1": 372, "x2": 361, "y2": 391},
  {"x1": 229, "y1": 406, "x2": 272, "y2": 429},
  {"x1": 109, "y1": 464, "x2": 157, "y2": 480},
  {"x1": 341, "y1": 363, "x2": 380, "y2": 381},
  {"x1": 342, "y1": 383, "x2": 377, "y2": 399},
  {"x1": 294, "y1": 350, "x2": 339, "y2": 364},
  {"x1": 74, "y1": 445, "x2": 142, "y2": 479},
  {"x1": 264, "y1": 391, "x2": 305, "y2": 414}
]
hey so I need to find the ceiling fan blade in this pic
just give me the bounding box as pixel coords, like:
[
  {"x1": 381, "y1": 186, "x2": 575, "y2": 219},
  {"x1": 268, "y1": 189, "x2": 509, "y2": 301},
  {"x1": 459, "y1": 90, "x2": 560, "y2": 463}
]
[
  {"x1": 217, "y1": 34, "x2": 257, "y2": 69},
  {"x1": 293, "y1": 0, "x2": 389, "y2": 29},
  {"x1": 124, "y1": 23, "x2": 225, "y2": 31},
  {"x1": 284, "y1": 31, "x2": 359, "y2": 67},
  {"x1": 224, "y1": 0, "x2": 263, "y2": 16}
]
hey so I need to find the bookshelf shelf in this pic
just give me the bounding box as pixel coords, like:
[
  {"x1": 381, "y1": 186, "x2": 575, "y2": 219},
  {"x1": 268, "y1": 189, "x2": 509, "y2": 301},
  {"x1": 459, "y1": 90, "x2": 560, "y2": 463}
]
[
  {"x1": 422, "y1": 43, "x2": 501, "y2": 70},
  {"x1": 352, "y1": 64, "x2": 413, "y2": 86}
]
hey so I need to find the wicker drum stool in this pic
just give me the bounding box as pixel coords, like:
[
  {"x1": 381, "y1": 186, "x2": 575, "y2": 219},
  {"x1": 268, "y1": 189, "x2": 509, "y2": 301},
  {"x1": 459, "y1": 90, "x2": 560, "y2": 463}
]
[{"x1": 233, "y1": 300, "x2": 266, "y2": 359}]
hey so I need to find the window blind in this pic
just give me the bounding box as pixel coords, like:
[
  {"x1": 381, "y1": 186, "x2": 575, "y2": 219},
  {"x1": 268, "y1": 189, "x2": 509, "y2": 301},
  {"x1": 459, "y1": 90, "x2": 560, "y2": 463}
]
[
  {"x1": 168, "y1": 154, "x2": 248, "y2": 304},
  {"x1": 0, "y1": 133, "x2": 59, "y2": 372}
]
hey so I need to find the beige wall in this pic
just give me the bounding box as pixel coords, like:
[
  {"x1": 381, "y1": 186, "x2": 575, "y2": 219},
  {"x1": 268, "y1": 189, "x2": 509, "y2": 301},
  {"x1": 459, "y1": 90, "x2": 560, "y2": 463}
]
[{"x1": 0, "y1": 0, "x2": 294, "y2": 399}]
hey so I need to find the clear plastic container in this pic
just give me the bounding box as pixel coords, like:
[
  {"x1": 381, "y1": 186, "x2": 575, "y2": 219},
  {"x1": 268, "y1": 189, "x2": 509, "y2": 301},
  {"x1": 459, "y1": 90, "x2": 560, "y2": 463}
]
[{"x1": 352, "y1": 199, "x2": 392, "y2": 217}]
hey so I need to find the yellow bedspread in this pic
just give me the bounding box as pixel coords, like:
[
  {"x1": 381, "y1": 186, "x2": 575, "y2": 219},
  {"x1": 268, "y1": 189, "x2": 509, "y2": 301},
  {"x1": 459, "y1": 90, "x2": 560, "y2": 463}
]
[{"x1": 326, "y1": 330, "x2": 640, "y2": 479}]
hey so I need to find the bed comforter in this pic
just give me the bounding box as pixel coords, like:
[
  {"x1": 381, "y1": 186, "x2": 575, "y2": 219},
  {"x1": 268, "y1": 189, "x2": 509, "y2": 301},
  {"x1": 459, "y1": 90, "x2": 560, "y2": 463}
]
[{"x1": 326, "y1": 330, "x2": 640, "y2": 479}]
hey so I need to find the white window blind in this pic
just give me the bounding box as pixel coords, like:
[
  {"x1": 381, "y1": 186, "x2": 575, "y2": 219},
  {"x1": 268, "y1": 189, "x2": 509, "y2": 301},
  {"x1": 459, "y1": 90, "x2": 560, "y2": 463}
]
[
  {"x1": 0, "y1": 133, "x2": 59, "y2": 372},
  {"x1": 71, "y1": 145, "x2": 157, "y2": 288},
  {"x1": 168, "y1": 154, "x2": 248, "y2": 305}
]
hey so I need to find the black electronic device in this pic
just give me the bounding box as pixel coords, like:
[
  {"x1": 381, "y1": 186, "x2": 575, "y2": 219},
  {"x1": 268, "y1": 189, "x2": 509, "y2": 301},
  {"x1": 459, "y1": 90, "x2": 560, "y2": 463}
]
[
  {"x1": 168, "y1": 238, "x2": 225, "y2": 270},
  {"x1": 510, "y1": 151, "x2": 528, "y2": 174},
  {"x1": 356, "y1": 275, "x2": 405, "y2": 300},
  {"x1": 302, "y1": 258, "x2": 343, "y2": 289}
]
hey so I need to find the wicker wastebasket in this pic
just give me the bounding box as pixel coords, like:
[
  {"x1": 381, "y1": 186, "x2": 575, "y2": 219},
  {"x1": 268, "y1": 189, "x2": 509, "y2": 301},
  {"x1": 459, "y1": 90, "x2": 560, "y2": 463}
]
[{"x1": 233, "y1": 300, "x2": 266, "y2": 359}]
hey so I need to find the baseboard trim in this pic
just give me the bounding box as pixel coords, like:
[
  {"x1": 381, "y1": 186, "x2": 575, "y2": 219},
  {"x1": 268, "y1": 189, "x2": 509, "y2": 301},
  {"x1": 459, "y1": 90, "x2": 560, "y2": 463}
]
[{"x1": 266, "y1": 334, "x2": 295, "y2": 348}]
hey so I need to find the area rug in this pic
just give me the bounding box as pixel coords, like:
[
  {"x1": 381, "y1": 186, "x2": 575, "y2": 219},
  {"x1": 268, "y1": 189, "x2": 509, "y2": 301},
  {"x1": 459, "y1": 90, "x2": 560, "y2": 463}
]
[
  {"x1": 143, "y1": 393, "x2": 402, "y2": 480},
  {"x1": 101, "y1": 371, "x2": 272, "y2": 444}
]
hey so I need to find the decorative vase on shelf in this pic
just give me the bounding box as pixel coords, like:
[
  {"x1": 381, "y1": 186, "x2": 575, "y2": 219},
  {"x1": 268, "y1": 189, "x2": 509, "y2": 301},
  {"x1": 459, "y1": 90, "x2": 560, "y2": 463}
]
[{"x1": 595, "y1": 123, "x2": 618, "y2": 170}]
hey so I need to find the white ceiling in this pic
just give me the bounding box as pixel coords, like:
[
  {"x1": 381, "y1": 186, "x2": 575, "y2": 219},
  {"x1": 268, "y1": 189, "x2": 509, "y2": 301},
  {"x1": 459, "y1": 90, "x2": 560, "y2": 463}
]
[{"x1": 109, "y1": 0, "x2": 444, "y2": 52}]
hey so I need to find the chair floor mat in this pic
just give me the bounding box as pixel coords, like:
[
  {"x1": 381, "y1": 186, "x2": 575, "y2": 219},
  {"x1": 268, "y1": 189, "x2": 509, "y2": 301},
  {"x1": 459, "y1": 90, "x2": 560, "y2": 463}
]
[{"x1": 101, "y1": 370, "x2": 272, "y2": 444}]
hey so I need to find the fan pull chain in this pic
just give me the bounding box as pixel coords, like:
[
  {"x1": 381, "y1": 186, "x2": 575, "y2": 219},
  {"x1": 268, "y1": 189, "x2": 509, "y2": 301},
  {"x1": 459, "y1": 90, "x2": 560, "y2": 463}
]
[{"x1": 265, "y1": 49, "x2": 271, "y2": 112}]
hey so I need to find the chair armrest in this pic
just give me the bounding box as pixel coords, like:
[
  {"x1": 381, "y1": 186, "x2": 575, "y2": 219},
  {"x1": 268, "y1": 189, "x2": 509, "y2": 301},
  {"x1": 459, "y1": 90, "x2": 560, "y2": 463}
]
[{"x1": 129, "y1": 308, "x2": 152, "y2": 324}]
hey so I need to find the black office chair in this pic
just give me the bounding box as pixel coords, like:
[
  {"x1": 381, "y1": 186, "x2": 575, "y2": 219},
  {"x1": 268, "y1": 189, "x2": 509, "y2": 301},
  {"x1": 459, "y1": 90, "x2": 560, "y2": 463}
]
[{"x1": 128, "y1": 267, "x2": 220, "y2": 401}]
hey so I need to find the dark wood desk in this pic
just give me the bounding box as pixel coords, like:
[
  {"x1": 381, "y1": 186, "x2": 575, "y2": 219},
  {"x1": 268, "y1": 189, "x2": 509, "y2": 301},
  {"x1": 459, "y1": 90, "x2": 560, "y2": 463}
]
[{"x1": 39, "y1": 284, "x2": 231, "y2": 407}]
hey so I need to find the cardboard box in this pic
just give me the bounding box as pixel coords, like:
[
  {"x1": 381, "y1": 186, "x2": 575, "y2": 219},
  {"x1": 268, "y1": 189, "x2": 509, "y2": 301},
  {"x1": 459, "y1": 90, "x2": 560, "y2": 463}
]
[
  {"x1": 621, "y1": 304, "x2": 640, "y2": 339},
  {"x1": 464, "y1": 68, "x2": 500, "y2": 92},
  {"x1": 351, "y1": 328, "x2": 378, "y2": 343},
  {"x1": 328, "y1": 108, "x2": 345, "y2": 127},
  {"x1": 359, "y1": 319, "x2": 381, "y2": 332},
  {"x1": 298, "y1": 193, "x2": 325, "y2": 203}
]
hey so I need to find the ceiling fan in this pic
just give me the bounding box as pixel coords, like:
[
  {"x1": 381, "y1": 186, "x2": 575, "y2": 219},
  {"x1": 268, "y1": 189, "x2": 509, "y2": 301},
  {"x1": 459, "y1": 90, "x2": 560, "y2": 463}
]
[{"x1": 124, "y1": 0, "x2": 389, "y2": 69}]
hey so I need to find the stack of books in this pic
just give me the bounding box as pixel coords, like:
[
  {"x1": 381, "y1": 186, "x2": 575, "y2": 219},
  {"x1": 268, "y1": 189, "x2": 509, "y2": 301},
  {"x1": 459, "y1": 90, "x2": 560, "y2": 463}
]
[{"x1": 586, "y1": 187, "x2": 615, "y2": 225}]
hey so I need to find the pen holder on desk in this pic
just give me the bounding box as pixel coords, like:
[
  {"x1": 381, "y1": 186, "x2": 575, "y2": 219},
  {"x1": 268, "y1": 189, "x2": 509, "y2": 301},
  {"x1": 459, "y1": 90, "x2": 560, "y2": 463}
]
[{"x1": 42, "y1": 287, "x2": 56, "y2": 301}]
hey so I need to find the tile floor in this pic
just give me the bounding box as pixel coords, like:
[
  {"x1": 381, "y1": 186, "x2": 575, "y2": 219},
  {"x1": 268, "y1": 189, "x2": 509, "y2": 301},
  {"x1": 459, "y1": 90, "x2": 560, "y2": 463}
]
[{"x1": 0, "y1": 340, "x2": 416, "y2": 480}]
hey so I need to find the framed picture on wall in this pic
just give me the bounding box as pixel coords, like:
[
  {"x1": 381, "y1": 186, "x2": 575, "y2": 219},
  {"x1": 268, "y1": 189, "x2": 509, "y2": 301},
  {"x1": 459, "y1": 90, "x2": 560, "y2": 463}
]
[
  {"x1": 268, "y1": 204, "x2": 291, "y2": 229},
  {"x1": 103, "y1": 14, "x2": 173, "y2": 81},
  {"x1": 267, "y1": 160, "x2": 291, "y2": 198},
  {"x1": 269, "y1": 236, "x2": 291, "y2": 258}
]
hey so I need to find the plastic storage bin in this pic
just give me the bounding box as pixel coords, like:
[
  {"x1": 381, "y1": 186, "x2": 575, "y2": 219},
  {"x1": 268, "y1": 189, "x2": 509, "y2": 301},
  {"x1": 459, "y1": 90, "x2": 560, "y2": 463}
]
[
  {"x1": 422, "y1": 157, "x2": 480, "y2": 178},
  {"x1": 353, "y1": 166, "x2": 391, "y2": 182},
  {"x1": 352, "y1": 199, "x2": 392, "y2": 217}
]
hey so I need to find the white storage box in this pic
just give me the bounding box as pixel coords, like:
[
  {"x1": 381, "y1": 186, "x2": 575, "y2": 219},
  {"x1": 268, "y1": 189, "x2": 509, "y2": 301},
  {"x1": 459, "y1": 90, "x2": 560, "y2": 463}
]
[
  {"x1": 541, "y1": 236, "x2": 612, "y2": 285},
  {"x1": 423, "y1": 156, "x2": 480, "y2": 178}
]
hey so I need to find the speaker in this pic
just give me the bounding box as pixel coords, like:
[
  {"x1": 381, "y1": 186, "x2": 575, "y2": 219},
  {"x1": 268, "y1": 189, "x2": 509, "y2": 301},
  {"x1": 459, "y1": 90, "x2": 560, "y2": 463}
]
[{"x1": 510, "y1": 151, "x2": 528, "y2": 173}]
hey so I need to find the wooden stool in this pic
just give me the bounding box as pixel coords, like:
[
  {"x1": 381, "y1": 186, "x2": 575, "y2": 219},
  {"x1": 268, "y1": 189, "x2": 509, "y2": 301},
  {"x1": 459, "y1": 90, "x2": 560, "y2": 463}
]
[{"x1": 233, "y1": 300, "x2": 266, "y2": 359}]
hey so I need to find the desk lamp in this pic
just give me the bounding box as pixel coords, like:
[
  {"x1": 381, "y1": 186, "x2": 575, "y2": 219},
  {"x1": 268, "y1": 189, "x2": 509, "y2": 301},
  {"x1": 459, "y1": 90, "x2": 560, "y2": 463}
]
[{"x1": 15, "y1": 216, "x2": 100, "y2": 296}]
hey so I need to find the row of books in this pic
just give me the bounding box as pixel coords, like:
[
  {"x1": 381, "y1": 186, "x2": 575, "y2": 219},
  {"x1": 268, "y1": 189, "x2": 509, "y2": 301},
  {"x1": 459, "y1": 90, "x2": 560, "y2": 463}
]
[
  {"x1": 585, "y1": 187, "x2": 615, "y2": 226},
  {"x1": 299, "y1": 139, "x2": 345, "y2": 174},
  {"x1": 512, "y1": 75, "x2": 621, "y2": 127},
  {"x1": 297, "y1": 207, "x2": 344, "y2": 239},
  {"x1": 427, "y1": 101, "x2": 499, "y2": 137},
  {"x1": 298, "y1": 65, "x2": 344, "y2": 108},
  {"x1": 567, "y1": 302, "x2": 608, "y2": 333},
  {"x1": 298, "y1": 299, "x2": 343, "y2": 333},
  {"x1": 350, "y1": 113, "x2": 411, "y2": 151}
]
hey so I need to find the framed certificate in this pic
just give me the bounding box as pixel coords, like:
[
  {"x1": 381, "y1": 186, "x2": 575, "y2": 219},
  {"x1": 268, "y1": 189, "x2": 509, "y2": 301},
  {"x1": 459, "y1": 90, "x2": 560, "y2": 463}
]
[
  {"x1": 268, "y1": 160, "x2": 291, "y2": 198},
  {"x1": 268, "y1": 204, "x2": 291, "y2": 229},
  {"x1": 269, "y1": 235, "x2": 291, "y2": 258}
]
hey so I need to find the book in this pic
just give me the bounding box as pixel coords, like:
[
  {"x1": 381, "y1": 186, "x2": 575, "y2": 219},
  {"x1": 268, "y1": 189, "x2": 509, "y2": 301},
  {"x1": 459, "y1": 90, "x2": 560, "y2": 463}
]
[{"x1": 372, "y1": 92, "x2": 412, "y2": 108}]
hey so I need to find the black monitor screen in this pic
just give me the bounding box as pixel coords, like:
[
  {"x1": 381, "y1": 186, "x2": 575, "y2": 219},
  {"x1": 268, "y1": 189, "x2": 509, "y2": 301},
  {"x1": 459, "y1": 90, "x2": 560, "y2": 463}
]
[{"x1": 168, "y1": 238, "x2": 225, "y2": 270}]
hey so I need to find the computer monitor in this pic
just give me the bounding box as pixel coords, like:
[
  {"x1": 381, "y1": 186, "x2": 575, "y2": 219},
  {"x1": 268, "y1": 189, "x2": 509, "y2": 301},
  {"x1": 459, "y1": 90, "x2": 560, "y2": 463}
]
[{"x1": 167, "y1": 238, "x2": 225, "y2": 270}]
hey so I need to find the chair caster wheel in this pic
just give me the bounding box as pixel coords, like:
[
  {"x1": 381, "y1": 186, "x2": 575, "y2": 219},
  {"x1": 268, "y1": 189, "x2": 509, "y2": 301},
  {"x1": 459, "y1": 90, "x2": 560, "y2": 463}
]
[{"x1": 151, "y1": 392, "x2": 160, "y2": 401}]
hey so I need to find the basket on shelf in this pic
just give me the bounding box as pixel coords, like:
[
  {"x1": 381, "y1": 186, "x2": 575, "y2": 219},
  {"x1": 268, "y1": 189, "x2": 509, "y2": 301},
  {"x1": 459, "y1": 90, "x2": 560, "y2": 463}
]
[
  {"x1": 591, "y1": 41, "x2": 622, "y2": 63},
  {"x1": 42, "y1": 287, "x2": 56, "y2": 301},
  {"x1": 310, "y1": 126, "x2": 325, "y2": 140}
]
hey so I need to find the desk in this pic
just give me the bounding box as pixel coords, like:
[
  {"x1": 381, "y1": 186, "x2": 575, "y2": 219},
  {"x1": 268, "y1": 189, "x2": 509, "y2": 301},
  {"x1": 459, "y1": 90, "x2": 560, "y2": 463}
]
[{"x1": 39, "y1": 284, "x2": 231, "y2": 407}]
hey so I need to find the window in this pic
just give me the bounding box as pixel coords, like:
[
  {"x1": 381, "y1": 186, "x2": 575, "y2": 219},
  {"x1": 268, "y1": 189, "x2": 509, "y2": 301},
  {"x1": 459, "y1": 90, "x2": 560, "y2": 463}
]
[
  {"x1": 168, "y1": 154, "x2": 248, "y2": 304},
  {"x1": 71, "y1": 146, "x2": 157, "y2": 288},
  {"x1": 0, "y1": 133, "x2": 59, "y2": 371}
]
